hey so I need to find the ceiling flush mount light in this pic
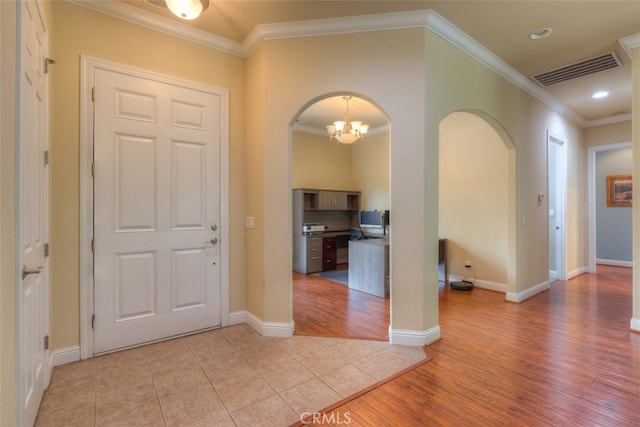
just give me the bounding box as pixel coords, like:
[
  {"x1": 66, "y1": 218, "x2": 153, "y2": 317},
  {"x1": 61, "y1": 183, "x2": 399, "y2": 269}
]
[
  {"x1": 529, "y1": 28, "x2": 552, "y2": 40},
  {"x1": 326, "y1": 96, "x2": 369, "y2": 145},
  {"x1": 166, "y1": 0, "x2": 209, "y2": 20},
  {"x1": 592, "y1": 90, "x2": 609, "y2": 99}
]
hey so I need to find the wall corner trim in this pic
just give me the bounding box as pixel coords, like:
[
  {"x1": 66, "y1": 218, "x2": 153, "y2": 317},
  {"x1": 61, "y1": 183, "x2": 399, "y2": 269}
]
[
  {"x1": 245, "y1": 312, "x2": 294, "y2": 338},
  {"x1": 506, "y1": 280, "x2": 550, "y2": 303},
  {"x1": 389, "y1": 325, "x2": 440, "y2": 346}
]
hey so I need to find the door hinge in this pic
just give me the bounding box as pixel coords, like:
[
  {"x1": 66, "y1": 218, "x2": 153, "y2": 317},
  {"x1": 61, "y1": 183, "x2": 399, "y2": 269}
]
[
  {"x1": 91, "y1": 162, "x2": 95, "y2": 177},
  {"x1": 91, "y1": 314, "x2": 95, "y2": 329},
  {"x1": 44, "y1": 243, "x2": 49, "y2": 257},
  {"x1": 44, "y1": 57, "x2": 56, "y2": 74},
  {"x1": 44, "y1": 150, "x2": 49, "y2": 166},
  {"x1": 44, "y1": 335, "x2": 49, "y2": 350},
  {"x1": 91, "y1": 238, "x2": 95, "y2": 252},
  {"x1": 91, "y1": 87, "x2": 95, "y2": 102}
]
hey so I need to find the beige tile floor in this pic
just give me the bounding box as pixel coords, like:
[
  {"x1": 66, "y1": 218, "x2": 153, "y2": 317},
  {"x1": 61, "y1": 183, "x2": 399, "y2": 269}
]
[{"x1": 35, "y1": 324, "x2": 429, "y2": 427}]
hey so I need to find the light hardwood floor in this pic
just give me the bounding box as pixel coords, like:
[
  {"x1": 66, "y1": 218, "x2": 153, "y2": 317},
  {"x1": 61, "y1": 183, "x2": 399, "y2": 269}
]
[{"x1": 295, "y1": 265, "x2": 640, "y2": 425}]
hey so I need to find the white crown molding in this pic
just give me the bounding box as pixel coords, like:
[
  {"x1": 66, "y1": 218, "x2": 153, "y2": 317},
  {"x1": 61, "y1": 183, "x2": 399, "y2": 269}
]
[
  {"x1": 65, "y1": 0, "x2": 243, "y2": 56},
  {"x1": 242, "y1": 10, "x2": 432, "y2": 56},
  {"x1": 619, "y1": 32, "x2": 640, "y2": 59},
  {"x1": 65, "y1": 2, "x2": 589, "y2": 127}
]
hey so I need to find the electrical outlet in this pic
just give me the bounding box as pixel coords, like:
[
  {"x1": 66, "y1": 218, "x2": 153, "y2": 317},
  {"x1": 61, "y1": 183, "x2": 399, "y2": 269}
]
[{"x1": 464, "y1": 261, "x2": 472, "y2": 269}]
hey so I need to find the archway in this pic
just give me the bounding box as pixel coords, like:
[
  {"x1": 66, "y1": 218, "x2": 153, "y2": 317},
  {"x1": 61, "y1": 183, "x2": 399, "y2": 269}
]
[
  {"x1": 289, "y1": 93, "x2": 391, "y2": 340},
  {"x1": 439, "y1": 110, "x2": 516, "y2": 295}
]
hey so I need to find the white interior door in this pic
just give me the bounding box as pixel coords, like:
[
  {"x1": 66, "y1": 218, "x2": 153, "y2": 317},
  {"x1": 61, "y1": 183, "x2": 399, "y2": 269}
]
[
  {"x1": 18, "y1": 1, "x2": 50, "y2": 425},
  {"x1": 93, "y1": 68, "x2": 222, "y2": 354},
  {"x1": 548, "y1": 132, "x2": 567, "y2": 282}
]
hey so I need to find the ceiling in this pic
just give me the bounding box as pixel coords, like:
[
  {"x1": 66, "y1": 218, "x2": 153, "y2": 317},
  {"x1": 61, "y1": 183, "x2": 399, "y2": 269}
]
[{"x1": 113, "y1": 1, "x2": 639, "y2": 129}]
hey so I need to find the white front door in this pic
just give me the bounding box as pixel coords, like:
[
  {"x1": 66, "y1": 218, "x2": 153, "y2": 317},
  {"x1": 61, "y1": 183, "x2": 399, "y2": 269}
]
[
  {"x1": 18, "y1": 1, "x2": 50, "y2": 425},
  {"x1": 93, "y1": 68, "x2": 222, "y2": 354}
]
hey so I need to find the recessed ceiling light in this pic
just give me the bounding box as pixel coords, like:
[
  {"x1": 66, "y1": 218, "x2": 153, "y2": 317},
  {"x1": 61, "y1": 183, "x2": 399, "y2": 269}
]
[
  {"x1": 592, "y1": 91, "x2": 609, "y2": 99},
  {"x1": 530, "y1": 28, "x2": 552, "y2": 40}
]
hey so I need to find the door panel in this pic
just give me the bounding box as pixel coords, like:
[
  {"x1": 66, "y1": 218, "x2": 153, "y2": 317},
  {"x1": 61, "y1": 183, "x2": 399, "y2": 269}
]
[
  {"x1": 18, "y1": 1, "x2": 50, "y2": 425},
  {"x1": 94, "y1": 68, "x2": 221, "y2": 354}
]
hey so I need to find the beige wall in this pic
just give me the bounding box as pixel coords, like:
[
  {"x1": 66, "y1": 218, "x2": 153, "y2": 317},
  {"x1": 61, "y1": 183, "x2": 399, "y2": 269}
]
[
  {"x1": 439, "y1": 112, "x2": 509, "y2": 286},
  {"x1": 291, "y1": 128, "x2": 390, "y2": 211},
  {"x1": 291, "y1": 131, "x2": 354, "y2": 189},
  {"x1": 585, "y1": 121, "x2": 632, "y2": 147},
  {"x1": 244, "y1": 44, "x2": 266, "y2": 319},
  {"x1": 423, "y1": 30, "x2": 584, "y2": 295},
  {"x1": 48, "y1": 2, "x2": 246, "y2": 349},
  {"x1": 351, "y1": 131, "x2": 390, "y2": 210},
  {"x1": 0, "y1": 2, "x2": 17, "y2": 424},
  {"x1": 245, "y1": 26, "x2": 587, "y2": 336},
  {"x1": 246, "y1": 29, "x2": 433, "y2": 331}
]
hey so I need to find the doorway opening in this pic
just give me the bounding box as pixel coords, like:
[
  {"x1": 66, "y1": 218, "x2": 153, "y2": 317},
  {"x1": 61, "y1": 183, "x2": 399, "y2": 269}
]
[
  {"x1": 439, "y1": 110, "x2": 516, "y2": 295},
  {"x1": 548, "y1": 132, "x2": 567, "y2": 282},
  {"x1": 290, "y1": 93, "x2": 390, "y2": 341},
  {"x1": 587, "y1": 142, "x2": 633, "y2": 272}
]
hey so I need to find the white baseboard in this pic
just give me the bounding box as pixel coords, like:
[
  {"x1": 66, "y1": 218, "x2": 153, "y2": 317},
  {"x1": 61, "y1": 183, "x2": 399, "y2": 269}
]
[
  {"x1": 389, "y1": 324, "x2": 440, "y2": 346},
  {"x1": 631, "y1": 318, "x2": 640, "y2": 333},
  {"x1": 597, "y1": 259, "x2": 633, "y2": 268},
  {"x1": 448, "y1": 275, "x2": 507, "y2": 293},
  {"x1": 567, "y1": 266, "x2": 587, "y2": 279},
  {"x1": 228, "y1": 310, "x2": 246, "y2": 326},
  {"x1": 52, "y1": 345, "x2": 81, "y2": 367},
  {"x1": 506, "y1": 280, "x2": 549, "y2": 303},
  {"x1": 245, "y1": 311, "x2": 294, "y2": 338}
]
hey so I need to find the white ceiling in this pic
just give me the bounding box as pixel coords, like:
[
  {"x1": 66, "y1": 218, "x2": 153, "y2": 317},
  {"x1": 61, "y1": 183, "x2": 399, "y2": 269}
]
[{"x1": 100, "y1": 1, "x2": 640, "y2": 128}]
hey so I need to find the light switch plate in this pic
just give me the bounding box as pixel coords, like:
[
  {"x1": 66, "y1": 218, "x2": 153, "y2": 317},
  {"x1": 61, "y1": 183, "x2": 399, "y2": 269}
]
[{"x1": 245, "y1": 216, "x2": 255, "y2": 229}]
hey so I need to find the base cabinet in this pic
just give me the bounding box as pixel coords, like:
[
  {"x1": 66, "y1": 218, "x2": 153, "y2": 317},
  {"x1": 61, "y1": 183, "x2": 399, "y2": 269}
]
[
  {"x1": 293, "y1": 236, "x2": 323, "y2": 274},
  {"x1": 322, "y1": 237, "x2": 337, "y2": 271}
]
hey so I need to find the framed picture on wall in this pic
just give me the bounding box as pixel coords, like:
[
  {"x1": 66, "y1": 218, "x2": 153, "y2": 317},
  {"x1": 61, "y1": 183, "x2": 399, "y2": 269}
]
[{"x1": 606, "y1": 174, "x2": 632, "y2": 207}]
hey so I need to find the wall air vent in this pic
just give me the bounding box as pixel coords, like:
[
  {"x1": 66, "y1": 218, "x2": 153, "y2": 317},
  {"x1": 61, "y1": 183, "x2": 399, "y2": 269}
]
[
  {"x1": 144, "y1": 0, "x2": 168, "y2": 9},
  {"x1": 532, "y1": 51, "x2": 622, "y2": 87}
]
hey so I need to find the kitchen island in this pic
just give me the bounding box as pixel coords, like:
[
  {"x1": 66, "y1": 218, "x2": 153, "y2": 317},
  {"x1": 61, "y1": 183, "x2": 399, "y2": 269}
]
[{"x1": 348, "y1": 238, "x2": 389, "y2": 298}]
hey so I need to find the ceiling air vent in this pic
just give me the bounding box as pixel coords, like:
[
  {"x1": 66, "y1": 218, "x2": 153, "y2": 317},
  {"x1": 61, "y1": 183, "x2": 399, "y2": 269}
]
[
  {"x1": 144, "y1": 0, "x2": 168, "y2": 9},
  {"x1": 532, "y1": 51, "x2": 622, "y2": 87}
]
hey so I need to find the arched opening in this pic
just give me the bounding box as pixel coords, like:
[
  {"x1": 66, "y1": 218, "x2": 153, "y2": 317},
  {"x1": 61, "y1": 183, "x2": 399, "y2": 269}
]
[
  {"x1": 439, "y1": 110, "x2": 516, "y2": 294},
  {"x1": 289, "y1": 93, "x2": 392, "y2": 340}
]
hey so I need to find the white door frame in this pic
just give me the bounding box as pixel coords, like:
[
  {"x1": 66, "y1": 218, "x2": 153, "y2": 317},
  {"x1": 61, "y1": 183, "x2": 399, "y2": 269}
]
[
  {"x1": 548, "y1": 131, "x2": 567, "y2": 281},
  {"x1": 587, "y1": 141, "x2": 632, "y2": 273},
  {"x1": 79, "y1": 56, "x2": 230, "y2": 359}
]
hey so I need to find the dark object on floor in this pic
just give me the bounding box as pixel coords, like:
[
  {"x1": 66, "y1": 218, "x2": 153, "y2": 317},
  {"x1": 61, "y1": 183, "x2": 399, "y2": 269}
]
[{"x1": 450, "y1": 280, "x2": 474, "y2": 291}]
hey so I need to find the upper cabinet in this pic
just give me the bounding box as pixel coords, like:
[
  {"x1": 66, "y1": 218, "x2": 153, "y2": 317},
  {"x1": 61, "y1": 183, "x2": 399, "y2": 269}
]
[
  {"x1": 293, "y1": 188, "x2": 361, "y2": 236},
  {"x1": 318, "y1": 190, "x2": 360, "y2": 211}
]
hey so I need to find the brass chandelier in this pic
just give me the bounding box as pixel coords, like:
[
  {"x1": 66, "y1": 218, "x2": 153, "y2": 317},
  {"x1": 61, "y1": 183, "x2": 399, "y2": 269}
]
[{"x1": 326, "y1": 96, "x2": 369, "y2": 145}]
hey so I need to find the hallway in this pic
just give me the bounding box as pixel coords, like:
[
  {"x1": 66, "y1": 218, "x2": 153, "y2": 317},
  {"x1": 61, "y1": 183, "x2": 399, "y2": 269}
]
[{"x1": 324, "y1": 265, "x2": 640, "y2": 425}]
